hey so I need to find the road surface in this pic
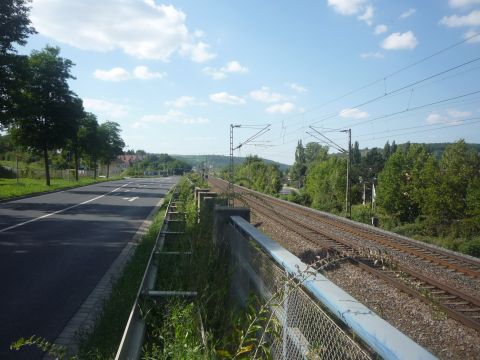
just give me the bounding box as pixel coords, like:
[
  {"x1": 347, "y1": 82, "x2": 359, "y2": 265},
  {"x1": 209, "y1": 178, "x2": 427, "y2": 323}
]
[{"x1": 0, "y1": 177, "x2": 178, "y2": 359}]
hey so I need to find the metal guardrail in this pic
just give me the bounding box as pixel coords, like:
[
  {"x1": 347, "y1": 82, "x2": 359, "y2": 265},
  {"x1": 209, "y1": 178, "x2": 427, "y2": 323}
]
[
  {"x1": 227, "y1": 215, "x2": 437, "y2": 360},
  {"x1": 115, "y1": 187, "x2": 183, "y2": 360}
]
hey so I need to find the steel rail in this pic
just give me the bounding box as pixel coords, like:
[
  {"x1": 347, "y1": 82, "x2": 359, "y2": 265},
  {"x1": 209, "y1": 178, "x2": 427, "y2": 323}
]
[
  {"x1": 210, "y1": 177, "x2": 480, "y2": 275},
  {"x1": 208, "y1": 177, "x2": 480, "y2": 331}
]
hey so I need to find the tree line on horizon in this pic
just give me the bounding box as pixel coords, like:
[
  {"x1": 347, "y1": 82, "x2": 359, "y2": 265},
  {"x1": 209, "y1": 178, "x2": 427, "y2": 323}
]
[{"x1": 1, "y1": 0, "x2": 125, "y2": 184}]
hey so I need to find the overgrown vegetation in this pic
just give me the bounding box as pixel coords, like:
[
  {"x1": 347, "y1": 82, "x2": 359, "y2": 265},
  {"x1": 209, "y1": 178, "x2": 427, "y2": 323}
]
[
  {"x1": 291, "y1": 139, "x2": 480, "y2": 257},
  {"x1": 221, "y1": 155, "x2": 282, "y2": 195}
]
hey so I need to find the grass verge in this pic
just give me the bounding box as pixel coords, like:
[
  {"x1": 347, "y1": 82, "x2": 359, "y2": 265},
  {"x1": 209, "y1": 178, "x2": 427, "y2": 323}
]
[
  {"x1": 0, "y1": 177, "x2": 121, "y2": 201},
  {"x1": 77, "y1": 192, "x2": 171, "y2": 359}
]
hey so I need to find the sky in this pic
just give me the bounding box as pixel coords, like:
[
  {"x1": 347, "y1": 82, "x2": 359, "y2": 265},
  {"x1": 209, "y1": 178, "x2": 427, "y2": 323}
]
[{"x1": 19, "y1": 0, "x2": 480, "y2": 164}]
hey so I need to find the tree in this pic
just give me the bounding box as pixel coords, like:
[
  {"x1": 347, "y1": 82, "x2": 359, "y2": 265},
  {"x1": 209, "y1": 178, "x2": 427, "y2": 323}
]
[
  {"x1": 0, "y1": 0, "x2": 36, "y2": 128},
  {"x1": 63, "y1": 97, "x2": 85, "y2": 181},
  {"x1": 9, "y1": 46, "x2": 78, "y2": 185},
  {"x1": 436, "y1": 140, "x2": 479, "y2": 221},
  {"x1": 236, "y1": 156, "x2": 282, "y2": 195},
  {"x1": 304, "y1": 142, "x2": 328, "y2": 167},
  {"x1": 290, "y1": 140, "x2": 306, "y2": 188},
  {"x1": 304, "y1": 157, "x2": 346, "y2": 213},
  {"x1": 376, "y1": 151, "x2": 410, "y2": 222},
  {"x1": 391, "y1": 140, "x2": 397, "y2": 154},
  {"x1": 0, "y1": 0, "x2": 36, "y2": 53},
  {"x1": 383, "y1": 141, "x2": 391, "y2": 160},
  {"x1": 98, "y1": 121, "x2": 125, "y2": 178},
  {"x1": 352, "y1": 141, "x2": 361, "y2": 166},
  {"x1": 77, "y1": 112, "x2": 101, "y2": 178}
]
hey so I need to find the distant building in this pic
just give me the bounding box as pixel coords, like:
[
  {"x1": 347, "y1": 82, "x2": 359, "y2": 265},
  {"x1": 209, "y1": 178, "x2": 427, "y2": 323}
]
[{"x1": 117, "y1": 154, "x2": 144, "y2": 169}]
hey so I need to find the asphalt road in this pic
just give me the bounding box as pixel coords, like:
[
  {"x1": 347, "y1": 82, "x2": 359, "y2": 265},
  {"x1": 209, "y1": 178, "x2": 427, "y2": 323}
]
[{"x1": 0, "y1": 177, "x2": 178, "y2": 359}]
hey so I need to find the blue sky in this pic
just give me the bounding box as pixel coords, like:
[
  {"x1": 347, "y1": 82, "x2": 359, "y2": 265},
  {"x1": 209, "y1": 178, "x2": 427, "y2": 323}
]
[{"x1": 20, "y1": 0, "x2": 480, "y2": 164}]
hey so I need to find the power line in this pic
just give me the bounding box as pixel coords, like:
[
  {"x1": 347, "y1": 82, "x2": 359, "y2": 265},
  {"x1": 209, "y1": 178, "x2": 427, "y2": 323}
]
[
  {"x1": 268, "y1": 91, "x2": 480, "y2": 148},
  {"x1": 268, "y1": 58, "x2": 480, "y2": 144},
  {"x1": 267, "y1": 32, "x2": 480, "y2": 128},
  {"x1": 305, "y1": 57, "x2": 480, "y2": 127}
]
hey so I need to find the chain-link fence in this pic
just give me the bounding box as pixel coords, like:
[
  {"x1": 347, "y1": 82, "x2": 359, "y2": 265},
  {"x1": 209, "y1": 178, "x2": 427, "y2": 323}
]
[
  {"x1": 0, "y1": 166, "x2": 123, "y2": 180},
  {"x1": 217, "y1": 210, "x2": 436, "y2": 360}
]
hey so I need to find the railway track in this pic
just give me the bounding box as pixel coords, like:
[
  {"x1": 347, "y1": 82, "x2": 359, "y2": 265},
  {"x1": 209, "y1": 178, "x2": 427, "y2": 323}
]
[{"x1": 209, "y1": 177, "x2": 480, "y2": 332}]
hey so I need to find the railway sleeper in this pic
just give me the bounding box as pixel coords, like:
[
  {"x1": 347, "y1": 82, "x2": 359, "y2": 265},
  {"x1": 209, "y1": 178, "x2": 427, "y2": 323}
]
[
  {"x1": 433, "y1": 295, "x2": 457, "y2": 300},
  {"x1": 457, "y1": 308, "x2": 480, "y2": 312},
  {"x1": 444, "y1": 301, "x2": 470, "y2": 306}
]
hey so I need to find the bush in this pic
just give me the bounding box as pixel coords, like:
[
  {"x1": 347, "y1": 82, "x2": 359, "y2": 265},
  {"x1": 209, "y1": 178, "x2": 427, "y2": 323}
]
[
  {"x1": 351, "y1": 204, "x2": 374, "y2": 225},
  {"x1": 392, "y1": 221, "x2": 426, "y2": 237},
  {"x1": 459, "y1": 239, "x2": 480, "y2": 258},
  {"x1": 0, "y1": 165, "x2": 16, "y2": 179}
]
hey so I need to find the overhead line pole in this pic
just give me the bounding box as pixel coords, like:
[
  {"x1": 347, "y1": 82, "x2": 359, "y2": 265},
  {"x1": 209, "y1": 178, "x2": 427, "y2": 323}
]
[
  {"x1": 341, "y1": 129, "x2": 352, "y2": 219},
  {"x1": 229, "y1": 124, "x2": 270, "y2": 206}
]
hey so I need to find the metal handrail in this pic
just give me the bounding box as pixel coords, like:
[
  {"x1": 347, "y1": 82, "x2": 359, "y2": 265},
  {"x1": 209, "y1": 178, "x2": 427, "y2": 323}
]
[
  {"x1": 229, "y1": 215, "x2": 437, "y2": 360},
  {"x1": 115, "y1": 187, "x2": 178, "y2": 360}
]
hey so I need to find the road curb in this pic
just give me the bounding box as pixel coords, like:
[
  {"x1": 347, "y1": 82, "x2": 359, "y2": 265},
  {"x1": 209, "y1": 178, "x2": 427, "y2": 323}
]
[{"x1": 44, "y1": 194, "x2": 167, "y2": 359}]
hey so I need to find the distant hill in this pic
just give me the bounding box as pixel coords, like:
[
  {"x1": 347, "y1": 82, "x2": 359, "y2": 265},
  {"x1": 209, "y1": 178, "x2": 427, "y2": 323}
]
[{"x1": 172, "y1": 154, "x2": 290, "y2": 172}]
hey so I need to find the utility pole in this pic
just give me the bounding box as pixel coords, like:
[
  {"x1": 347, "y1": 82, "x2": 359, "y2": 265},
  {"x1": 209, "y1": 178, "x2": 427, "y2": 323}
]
[
  {"x1": 229, "y1": 124, "x2": 270, "y2": 206},
  {"x1": 229, "y1": 124, "x2": 237, "y2": 206},
  {"x1": 16, "y1": 150, "x2": 19, "y2": 185},
  {"x1": 341, "y1": 129, "x2": 351, "y2": 219},
  {"x1": 307, "y1": 126, "x2": 352, "y2": 218}
]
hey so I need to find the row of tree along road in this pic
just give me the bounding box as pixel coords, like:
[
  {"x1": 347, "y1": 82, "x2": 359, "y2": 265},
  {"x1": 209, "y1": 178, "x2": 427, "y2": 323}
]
[{"x1": 1, "y1": 0, "x2": 125, "y2": 185}]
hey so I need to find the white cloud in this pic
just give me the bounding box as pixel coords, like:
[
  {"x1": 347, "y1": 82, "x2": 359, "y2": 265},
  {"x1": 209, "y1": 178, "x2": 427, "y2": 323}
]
[
  {"x1": 94, "y1": 66, "x2": 166, "y2": 81},
  {"x1": 30, "y1": 0, "x2": 215, "y2": 62},
  {"x1": 202, "y1": 60, "x2": 248, "y2": 80},
  {"x1": 139, "y1": 110, "x2": 210, "y2": 125},
  {"x1": 374, "y1": 24, "x2": 388, "y2": 35},
  {"x1": 133, "y1": 66, "x2": 166, "y2": 80},
  {"x1": 265, "y1": 102, "x2": 295, "y2": 114},
  {"x1": 360, "y1": 51, "x2": 384, "y2": 59},
  {"x1": 399, "y1": 8, "x2": 416, "y2": 20},
  {"x1": 426, "y1": 113, "x2": 444, "y2": 124},
  {"x1": 425, "y1": 109, "x2": 471, "y2": 125},
  {"x1": 440, "y1": 10, "x2": 480, "y2": 27},
  {"x1": 84, "y1": 98, "x2": 128, "y2": 119},
  {"x1": 180, "y1": 42, "x2": 216, "y2": 63},
  {"x1": 447, "y1": 109, "x2": 472, "y2": 118},
  {"x1": 209, "y1": 92, "x2": 246, "y2": 105},
  {"x1": 464, "y1": 30, "x2": 480, "y2": 42},
  {"x1": 94, "y1": 67, "x2": 130, "y2": 81},
  {"x1": 221, "y1": 61, "x2": 248, "y2": 74},
  {"x1": 327, "y1": 0, "x2": 367, "y2": 15},
  {"x1": 250, "y1": 87, "x2": 286, "y2": 103},
  {"x1": 289, "y1": 83, "x2": 307, "y2": 93},
  {"x1": 381, "y1": 31, "x2": 418, "y2": 50},
  {"x1": 358, "y1": 5, "x2": 374, "y2": 25},
  {"x1": 164, "y1": 96, "x2": 205, "y2": 108},
  {"x1": 449, "y1": 0, "x2": 480, "y2": 8},
  {"x1": 202, "y1": 67, "x2": 226, "y2": 80},
  {"x1": 339, "y1": 108, "x2": 369, "y2": 119}
]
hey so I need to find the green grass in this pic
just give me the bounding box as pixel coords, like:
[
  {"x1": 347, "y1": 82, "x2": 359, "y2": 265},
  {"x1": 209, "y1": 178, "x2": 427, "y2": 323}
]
[
  {"x1": 0, "y1": 177, "x2": 121, "y2": 201},
  {"x1": 77, "y1": 196, "x2": 170, "y2": 359}
]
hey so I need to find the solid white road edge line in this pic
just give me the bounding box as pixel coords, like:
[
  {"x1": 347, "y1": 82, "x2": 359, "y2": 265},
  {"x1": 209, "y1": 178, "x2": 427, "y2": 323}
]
[{"x1": 0, "y1": 182, "x2": 131, "y2": 233}]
